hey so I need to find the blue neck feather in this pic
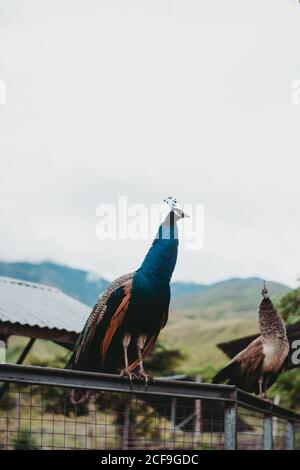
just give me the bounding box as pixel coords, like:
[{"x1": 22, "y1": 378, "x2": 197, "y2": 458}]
[{"x1": 138, "y1": 216, "x2": 179, "y2": 284}]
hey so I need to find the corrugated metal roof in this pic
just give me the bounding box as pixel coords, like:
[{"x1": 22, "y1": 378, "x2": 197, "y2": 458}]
[{"x1": 0, "y1": 276, "x2": 91, "y2": 333}]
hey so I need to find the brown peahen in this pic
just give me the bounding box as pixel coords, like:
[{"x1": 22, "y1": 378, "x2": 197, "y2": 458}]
[{"x1": 212, "y1": 283, "x2": 289, "y2": 400}]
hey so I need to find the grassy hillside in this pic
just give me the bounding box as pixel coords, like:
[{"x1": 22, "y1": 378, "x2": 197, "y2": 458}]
[
  {"x1": 7, "y1": 336, "x2": 68, "y2": 366},
  {"x1": 161, "y1": 317, "x2": 258, "y2": 373},
  {"x1": 171, "y1": 277, "x2": 290, "y2": 321}
]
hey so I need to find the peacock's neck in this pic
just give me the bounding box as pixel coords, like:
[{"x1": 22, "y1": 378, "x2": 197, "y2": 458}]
[{"x1": 138, "y1": 221, "x2": 179, "y2": 284}]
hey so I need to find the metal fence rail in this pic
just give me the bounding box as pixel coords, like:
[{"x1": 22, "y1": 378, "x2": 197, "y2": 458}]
[{"x1": 0, "y1": 364, "x2": 299, "y2": 450}]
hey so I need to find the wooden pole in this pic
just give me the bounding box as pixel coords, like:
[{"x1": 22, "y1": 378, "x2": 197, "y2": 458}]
[
  {"x1": 0, "y1": 334, "x2": 9, "y2": 364},
  {"x1": 16, "y1": 338, "x2": 36, "y2": 364},
  {"x1": 0, "y1": 337, "x2": 36, "y2": 401}
]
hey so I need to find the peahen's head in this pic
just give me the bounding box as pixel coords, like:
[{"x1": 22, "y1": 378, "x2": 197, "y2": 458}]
[{"x1": 261, "y1": 281, "x2": 269, "y2": 299}]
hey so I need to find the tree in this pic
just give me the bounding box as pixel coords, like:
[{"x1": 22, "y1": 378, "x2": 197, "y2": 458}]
[{"x1": 277, "y1": 287, "x2": 300, "y2": 324}]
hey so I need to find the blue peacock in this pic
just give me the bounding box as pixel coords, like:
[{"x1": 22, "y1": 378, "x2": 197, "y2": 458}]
[{"x1": 67, "y1": 198, "x2": 189, "y2": 402}]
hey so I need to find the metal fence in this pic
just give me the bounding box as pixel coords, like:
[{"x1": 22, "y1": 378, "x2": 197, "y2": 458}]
[{"x1": 0, "y1": 363, "x2": 299, "y2": 450}]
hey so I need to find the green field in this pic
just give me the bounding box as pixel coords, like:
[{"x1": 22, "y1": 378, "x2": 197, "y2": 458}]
[{"x1": 161, "y1": 317, "x2": 258, "y2": 372}]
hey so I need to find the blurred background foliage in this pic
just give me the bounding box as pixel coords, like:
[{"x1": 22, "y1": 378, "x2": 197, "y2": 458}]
[{"x1": 278, "y1": 287, "x2": 300, "y2": 324}]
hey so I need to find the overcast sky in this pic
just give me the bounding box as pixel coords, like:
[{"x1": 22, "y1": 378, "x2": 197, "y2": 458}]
[{"x1": 0, "y1": 1, "x2": 300, "y2": 287}]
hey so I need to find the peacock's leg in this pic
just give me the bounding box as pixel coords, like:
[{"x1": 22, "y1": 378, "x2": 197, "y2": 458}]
[
  {"x1": 262, "y1": 377, "x2": 271, "y2": 402},
  {"x1": 136, "y1": 334, "x2": 152, "y2": 388},
  {"x1": 120, "y1": 333, "x2": 136, "y2": 387}
]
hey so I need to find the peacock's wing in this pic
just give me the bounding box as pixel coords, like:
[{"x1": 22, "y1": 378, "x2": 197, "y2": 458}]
[
  {"x1": 66, "y1": 272, "x2": 135, "y2": 371},
  {"x1": 101, "y1": 290, "x2": 169, "y2": 372}
]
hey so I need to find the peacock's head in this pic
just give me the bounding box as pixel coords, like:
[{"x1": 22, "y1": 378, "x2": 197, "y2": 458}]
[
  {"x1": 163, "y1": 197, "x2": 190, "y2": 221},
  {"x1": 172, "y1": 207, "x2": 190, "y2": 220}
]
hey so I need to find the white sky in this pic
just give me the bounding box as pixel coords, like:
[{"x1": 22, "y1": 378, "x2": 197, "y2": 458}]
[{"x1": 0, "y1": 1, "x2": 300, "y2": 286}]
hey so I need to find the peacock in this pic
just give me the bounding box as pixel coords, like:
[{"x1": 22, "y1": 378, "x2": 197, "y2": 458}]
[
  {"x1": 66, "y1": 198, "x2": 189, "y2": 402},
  {"x1": 212, "y1": 283, "x2": 289, "y2": 400}
]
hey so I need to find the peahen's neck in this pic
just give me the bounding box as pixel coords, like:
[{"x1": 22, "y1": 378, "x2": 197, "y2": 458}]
[
  {"x1": 138, "y1": 216, "x2": 179, "y2": 284},
  {"x1": 259, "y1": 297, "x2": 288, "y2": 340}
]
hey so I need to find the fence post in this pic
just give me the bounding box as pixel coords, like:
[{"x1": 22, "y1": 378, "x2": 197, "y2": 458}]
[
  {"x1": 122, "y1": 400, "x2": 130, "y2": 450},
  {"x1": 87, "y1": 395, "x2": 97, "y2": 449},
  {"x1": 170, "y1": 397, "x2": 177, "y2": 447},
  {"x1": 193, "y1": 375, "x2": 202, "y2": 447},
  {"x1": 263, "y1": 414, "x2": 273, "y2": 450},
  {"x1": 224, "y1": 402, "x2": 237, "y2": 450},
  {"x1": 287, "y1": 421, "x2": 295, "y2": 450}
]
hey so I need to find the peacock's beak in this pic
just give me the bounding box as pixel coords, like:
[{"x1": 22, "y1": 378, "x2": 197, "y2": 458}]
[{"x1": 182, "y1": 212, "x2": 190, "y2": 218}]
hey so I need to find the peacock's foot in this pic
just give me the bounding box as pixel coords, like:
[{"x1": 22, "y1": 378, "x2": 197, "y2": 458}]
[
  {"x1": 137, "y1": 371, "x2": 153, "y2": 389},
  {"x1": 120, "y1": 368, "x2": 136, "y2": 388},
  {"x1": 263, "y1": 396, "x2": 273, "y2": 403},
  {"x1": 260, "y1": 393, "x2": 273, "y2": 403}
]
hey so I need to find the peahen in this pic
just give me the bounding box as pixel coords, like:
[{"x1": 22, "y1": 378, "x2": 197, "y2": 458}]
[
  {"x1": 212, "y1": 284, "x2": 289, "y2": 400},
  {"x1": 66, "y1": 198, "x2": 189, "y2": 402}
]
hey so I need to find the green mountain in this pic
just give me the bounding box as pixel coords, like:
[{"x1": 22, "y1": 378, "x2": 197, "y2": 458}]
[
  {"x1": 0, "y1": 261, "x2": 109, "y2": 307},
  {"x1": 171, "y1": 281, "x2": 205, "y2": 299}
]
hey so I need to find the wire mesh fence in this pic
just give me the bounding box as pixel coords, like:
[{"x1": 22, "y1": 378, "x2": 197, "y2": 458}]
[
  {"x1": 0, "y1": 384, "x2": 225, "y2": 450},
  {"x1": 0, "y1": 364, "x2": 299, "y2": 451},
  {"x1": 295, "y1": 423, "x2": 300, "y2": 450},
  {"x1": 272, "y1": 418, "x2": 288, "y2": 450},
  {"x1": 237, "y1": 407, "x2": 264, "y2": 450}
]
